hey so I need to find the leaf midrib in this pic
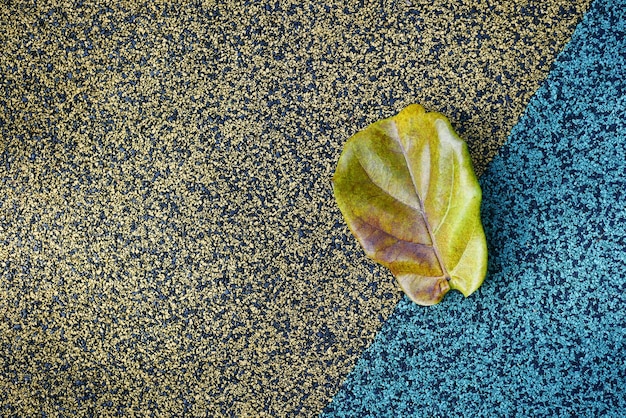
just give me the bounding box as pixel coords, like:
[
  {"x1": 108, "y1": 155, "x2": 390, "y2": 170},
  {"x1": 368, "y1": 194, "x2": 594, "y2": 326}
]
[{"x1": 389, "y1": 121, "x2": 451, "y2": 281}]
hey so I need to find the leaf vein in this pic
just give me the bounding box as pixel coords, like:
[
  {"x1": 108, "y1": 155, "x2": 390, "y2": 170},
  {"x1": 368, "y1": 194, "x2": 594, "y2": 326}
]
[
  {"x1": 354, "y1": 213, "x2": 433, "y2": 248},
  {"x1": 433, "y1": 153, "x2": 455, "y2": 235},
  {"x1": 354, "y1": 149, "x2": 421, "y2": 212}
]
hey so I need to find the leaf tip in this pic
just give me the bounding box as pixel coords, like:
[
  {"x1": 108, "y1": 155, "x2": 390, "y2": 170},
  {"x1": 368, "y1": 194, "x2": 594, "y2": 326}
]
[{"x1": 400, "y1": 103, "x2": 426, "y2": 115}]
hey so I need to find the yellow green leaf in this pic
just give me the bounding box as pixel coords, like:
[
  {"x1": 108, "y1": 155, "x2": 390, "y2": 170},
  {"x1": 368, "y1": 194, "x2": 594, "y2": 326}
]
[{"x1": 333, "y1": 104, "x2": 488, "y2": 305}]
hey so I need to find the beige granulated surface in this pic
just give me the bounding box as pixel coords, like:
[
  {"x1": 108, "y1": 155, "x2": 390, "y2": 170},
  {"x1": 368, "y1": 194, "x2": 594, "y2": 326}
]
[{"x1": 0, "y1": 1, "x2": 590, "y2": 416}]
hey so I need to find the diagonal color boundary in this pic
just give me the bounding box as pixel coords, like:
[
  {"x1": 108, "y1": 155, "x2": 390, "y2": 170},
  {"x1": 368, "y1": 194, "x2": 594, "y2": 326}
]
[
  {"x1": 321, "y1": 0, "x2": 626, "y2": 416},
  {"x1": 0, "y1": 2, "x2": 599, "y2": 415}
]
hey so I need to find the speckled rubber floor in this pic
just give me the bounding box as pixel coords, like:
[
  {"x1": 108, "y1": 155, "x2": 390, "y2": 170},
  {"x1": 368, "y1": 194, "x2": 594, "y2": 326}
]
[
  {"x1": 0, "y1": 1, "x2": 597, "y2": 417},
  {"x1": 322, "y1": 0, "x2": 626, "y2": 416}
]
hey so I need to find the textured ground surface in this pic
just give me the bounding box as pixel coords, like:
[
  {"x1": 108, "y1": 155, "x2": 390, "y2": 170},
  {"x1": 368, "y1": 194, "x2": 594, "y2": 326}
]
[
  {"x1": 0, "y1": 1, "x2": 598, "y2": 416},
  {"x1": 323, "y1": 0, "x2": 626, "y2": 416}
]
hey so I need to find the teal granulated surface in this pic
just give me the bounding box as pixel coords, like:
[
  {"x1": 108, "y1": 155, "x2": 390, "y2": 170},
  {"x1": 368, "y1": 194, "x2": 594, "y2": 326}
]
[{"x1": 321, "y1": 0, "x2": 626, "y2": 416}]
